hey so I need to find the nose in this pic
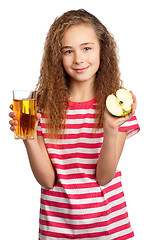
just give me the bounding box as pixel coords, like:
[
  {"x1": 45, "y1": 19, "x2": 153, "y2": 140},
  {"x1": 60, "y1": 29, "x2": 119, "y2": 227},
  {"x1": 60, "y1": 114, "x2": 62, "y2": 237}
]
[{"x1": 73, "y1": 51, "x2": 84, "y2": 64}]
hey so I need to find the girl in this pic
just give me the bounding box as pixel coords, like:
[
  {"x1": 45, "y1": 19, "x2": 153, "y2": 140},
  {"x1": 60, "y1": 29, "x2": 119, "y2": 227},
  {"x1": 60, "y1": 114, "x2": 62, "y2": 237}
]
[{"x1": 9, "y1": 9, "x2": 140, "y2": 240}]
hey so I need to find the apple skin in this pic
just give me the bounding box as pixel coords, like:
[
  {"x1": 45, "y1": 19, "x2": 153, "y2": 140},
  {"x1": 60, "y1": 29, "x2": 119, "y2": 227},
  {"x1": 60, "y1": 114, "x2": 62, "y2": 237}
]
[
  {"x1": 120, "y1": 109, "x2": 131, "y2": 116},
  {"x1": 106, "y1": 89, "x2": 133, "y2": 117}
]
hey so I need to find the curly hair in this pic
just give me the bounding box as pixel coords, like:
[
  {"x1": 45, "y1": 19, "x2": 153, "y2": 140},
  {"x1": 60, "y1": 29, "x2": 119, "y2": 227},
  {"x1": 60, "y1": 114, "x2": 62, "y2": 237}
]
[{"x1": 36, "y1": 9, "x2": 122, "y2": 138}]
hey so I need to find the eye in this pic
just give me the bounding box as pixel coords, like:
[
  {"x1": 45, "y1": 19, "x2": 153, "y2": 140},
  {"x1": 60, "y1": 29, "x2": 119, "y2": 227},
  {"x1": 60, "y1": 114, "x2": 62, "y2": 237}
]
[
  {"x1": 64, "y1": 50, "x2": 73, "y2": 55},
  {"x1": 84, "y1": 47, "x2": 91, "y2": 51}
]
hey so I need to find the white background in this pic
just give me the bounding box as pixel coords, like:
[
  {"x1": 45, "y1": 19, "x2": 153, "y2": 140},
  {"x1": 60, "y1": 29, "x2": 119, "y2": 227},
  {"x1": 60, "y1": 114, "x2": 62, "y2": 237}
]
[{"x1": 1, "y1": 0, "x2": 159, "y2": 239}]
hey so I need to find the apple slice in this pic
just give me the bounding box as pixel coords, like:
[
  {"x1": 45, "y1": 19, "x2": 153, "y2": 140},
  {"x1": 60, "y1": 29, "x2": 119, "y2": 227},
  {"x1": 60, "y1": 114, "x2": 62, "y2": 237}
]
[{"x1": 106, "y1": 89, "x2": 133, "y2": 116}]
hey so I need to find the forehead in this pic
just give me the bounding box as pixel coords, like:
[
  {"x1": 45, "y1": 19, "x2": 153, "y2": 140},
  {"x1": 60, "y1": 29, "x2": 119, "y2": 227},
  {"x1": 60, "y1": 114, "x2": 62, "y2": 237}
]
[{"x1": 62, "y1": 24, "x2": 99, "y2": 46}]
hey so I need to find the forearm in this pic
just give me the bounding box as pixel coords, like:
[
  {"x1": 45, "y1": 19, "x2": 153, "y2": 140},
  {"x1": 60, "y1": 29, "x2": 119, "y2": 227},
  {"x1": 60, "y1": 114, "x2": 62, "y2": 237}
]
[
  {"x1": 23, "y1": 139, "x2": 56, "y2": 189},
  {"x1": 96, "y1": 129, "x2": 118, "y2": 186}
]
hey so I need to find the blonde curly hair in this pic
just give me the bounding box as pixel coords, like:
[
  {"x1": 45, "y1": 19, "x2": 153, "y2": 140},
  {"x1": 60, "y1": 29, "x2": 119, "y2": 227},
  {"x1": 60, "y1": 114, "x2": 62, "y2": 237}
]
[{"x1": 36, "y1": 9, "x2": 122, "y2": 138}]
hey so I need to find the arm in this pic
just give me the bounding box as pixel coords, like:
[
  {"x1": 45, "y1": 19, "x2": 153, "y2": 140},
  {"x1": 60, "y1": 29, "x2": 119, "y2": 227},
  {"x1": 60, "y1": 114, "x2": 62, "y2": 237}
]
[
  {"x1": 9, "y1": 105, "x2": 56, "y2": 189},
  {"x1": 96, "y1": 130, "x2": 127, "y2": 186},
  {"x1": 96, "y1": 91, "x2": 136, "y2": 186},
  {"x1": 23, "y1": 136, "x2": 56, "y2": 189}
]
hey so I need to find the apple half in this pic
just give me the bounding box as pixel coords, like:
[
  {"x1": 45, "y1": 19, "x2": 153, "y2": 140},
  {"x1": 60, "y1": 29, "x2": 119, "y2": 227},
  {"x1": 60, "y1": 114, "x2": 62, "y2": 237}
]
[{"x1": 106, "y1": 89, "x2": 133, "y2": 116}]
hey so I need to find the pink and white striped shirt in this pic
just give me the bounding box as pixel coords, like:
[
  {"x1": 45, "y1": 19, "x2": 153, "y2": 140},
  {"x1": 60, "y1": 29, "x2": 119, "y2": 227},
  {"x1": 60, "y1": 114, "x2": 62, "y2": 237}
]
[{"x1": 37, "y1": 98, "x2": 140, "y2": 240}]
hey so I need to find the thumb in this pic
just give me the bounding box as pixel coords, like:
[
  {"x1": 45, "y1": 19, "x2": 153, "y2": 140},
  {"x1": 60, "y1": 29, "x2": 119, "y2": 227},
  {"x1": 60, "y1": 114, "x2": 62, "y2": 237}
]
[
  {"x1": 36, "y1": 112, "x2": 41, "y2": 121},
  {"x1": 35, "y1": 113, "x2": 41, "y2": 131}
]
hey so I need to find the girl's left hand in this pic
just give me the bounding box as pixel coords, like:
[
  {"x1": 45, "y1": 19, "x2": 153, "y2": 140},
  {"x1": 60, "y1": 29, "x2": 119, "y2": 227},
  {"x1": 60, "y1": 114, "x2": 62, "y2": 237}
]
[{"x1": 103, "y1": 91, "x2": 137, "y2": 131}]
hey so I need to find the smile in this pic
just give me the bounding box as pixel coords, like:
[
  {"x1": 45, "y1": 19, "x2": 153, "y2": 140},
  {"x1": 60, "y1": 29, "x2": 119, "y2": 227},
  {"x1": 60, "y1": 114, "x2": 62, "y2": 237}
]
[{"x1": 73, "y1": 66, "x2": 89, "y2": 73}]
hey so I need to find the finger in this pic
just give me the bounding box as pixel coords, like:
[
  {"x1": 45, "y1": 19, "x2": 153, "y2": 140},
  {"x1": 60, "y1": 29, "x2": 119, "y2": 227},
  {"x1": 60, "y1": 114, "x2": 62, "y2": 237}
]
[
  {"x1": 9, "y1": 120, "x2": 18, "y2": 126},
  {"x1": 129, "y1": 90, "x2": 136, "y2": 102},
  {"x1": 132, "y1": 94, "x2": 137, "y2": 105},
  {"x1": 9, "y1": 104, "x2": 13, "y2": 110},
  {"x1": 132, "y1": 99, "x2": 137, "y2": 110},
  {"x1": 127, "y1": 104, "x2": 135, "y2": 118},
  {"x1": 129, "y1": 91, "x2": 137, "y2": 109},
  {"x1": 131, "y1": 103, "x2": 136, "y2": 116},
  {"x1": 34, "y1": 113, "x2": 41, "y2": 131},
  {"x1": 9, "y1": 112, "x2": 16, "y2": 118},
  {"x1": 124, "y1": 104, "x2": 135, "y2": 121},
  {"x1": 133, "y1": 96, "x2": 137, "y2": 109},
  {"x1": 36, "y1": 113, "x2": 41, "y2": 121},
  {"x1": 10, "y1": 125, "x2": 17, "y2": 132}
]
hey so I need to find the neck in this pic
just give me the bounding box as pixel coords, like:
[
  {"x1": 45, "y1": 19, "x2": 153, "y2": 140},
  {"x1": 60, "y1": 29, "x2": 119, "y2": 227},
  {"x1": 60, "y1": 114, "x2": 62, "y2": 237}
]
[{"x1": 69, "y1": 79, "x2": 95, "y2": 102}]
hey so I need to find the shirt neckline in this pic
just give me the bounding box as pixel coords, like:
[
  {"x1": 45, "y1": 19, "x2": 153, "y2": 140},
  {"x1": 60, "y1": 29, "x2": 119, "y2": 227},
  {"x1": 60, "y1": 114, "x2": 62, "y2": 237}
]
[{"x1": 68, "y1": 98, "x2": 96, "y2": 107}]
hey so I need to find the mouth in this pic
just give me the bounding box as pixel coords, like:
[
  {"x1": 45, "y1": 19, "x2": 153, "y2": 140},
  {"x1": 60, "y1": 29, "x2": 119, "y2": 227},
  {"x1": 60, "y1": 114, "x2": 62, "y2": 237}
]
[{"x1": 73, "y1": 66, "x2": 89, "y2": 73}]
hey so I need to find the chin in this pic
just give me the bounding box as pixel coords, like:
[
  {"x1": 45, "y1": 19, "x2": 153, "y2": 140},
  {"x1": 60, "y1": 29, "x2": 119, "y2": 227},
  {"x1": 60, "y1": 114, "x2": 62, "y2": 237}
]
[{"x1": 70, "y1": 74, "x2": 96, "y2": 83}]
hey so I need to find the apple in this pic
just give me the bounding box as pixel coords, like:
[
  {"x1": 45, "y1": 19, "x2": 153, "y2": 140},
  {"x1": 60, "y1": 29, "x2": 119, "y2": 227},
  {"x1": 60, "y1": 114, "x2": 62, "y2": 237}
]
[{"x1": 106, "y1": 89, "x2": 133, "y2": 116}]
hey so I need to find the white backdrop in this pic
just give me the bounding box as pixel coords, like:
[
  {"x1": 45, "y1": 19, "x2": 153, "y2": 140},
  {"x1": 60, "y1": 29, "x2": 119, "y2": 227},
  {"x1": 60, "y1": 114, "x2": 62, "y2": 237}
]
[{"x1": 1, "y1": 0, "x2": 159, "y2": 239}]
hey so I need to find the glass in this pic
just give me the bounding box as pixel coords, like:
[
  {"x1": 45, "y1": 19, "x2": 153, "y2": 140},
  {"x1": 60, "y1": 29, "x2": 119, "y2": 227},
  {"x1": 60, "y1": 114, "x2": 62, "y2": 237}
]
[{"x1": 13, "y1": 90, "x2": 37, "y2": 140}]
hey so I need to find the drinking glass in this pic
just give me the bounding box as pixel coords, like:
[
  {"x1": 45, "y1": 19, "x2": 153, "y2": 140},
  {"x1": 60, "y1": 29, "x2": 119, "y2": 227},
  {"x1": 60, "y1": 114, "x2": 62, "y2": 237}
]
[{"x1": 13, "y1": 90, "x2": 37, "y2": 140}]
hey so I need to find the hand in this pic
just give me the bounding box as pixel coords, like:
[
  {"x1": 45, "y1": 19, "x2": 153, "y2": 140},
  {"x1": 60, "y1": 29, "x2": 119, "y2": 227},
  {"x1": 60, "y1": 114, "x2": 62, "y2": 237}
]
[
  {"x1": 104, "y1": 91, "x2": 137, "y2": 131},
  {"x1": 9, "y1": 104, "x2": 17, "y2": 132},
  {"x1": 9, "y1": 104, "x2": 41, "y2": 133}
]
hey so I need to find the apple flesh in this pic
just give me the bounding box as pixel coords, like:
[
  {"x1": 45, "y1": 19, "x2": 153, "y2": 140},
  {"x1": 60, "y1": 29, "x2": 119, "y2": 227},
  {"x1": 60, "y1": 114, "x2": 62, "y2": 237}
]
[{"x1": 106, "y1": 89, "x2": 133, "y2": 116}]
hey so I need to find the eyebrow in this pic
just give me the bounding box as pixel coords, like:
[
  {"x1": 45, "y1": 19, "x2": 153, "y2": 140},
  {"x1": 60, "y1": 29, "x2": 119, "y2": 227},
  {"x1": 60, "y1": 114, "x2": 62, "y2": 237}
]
[{"x1": 61, "y1": 42, "x2": 94, "y2": 50}]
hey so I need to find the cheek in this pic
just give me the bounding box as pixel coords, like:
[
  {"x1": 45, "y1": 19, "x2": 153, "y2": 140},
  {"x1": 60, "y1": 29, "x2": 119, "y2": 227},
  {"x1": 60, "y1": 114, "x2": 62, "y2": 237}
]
[
  {"x1": 62, "y1": 57, "x2": 70, "y2": 71},
  {"x1": 90, "y1": 52, "x2": 100, "y2": 69},
  {"x1": 62, "y1": 56, "x2": 66, "y2": 66},
  {"x1": 62, "y1": 58, "x2": 67, "y2": 72}
]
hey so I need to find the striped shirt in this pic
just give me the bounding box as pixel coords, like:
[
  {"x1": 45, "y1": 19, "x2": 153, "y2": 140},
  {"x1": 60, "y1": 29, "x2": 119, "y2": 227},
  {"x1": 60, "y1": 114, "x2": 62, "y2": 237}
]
[{"x1": 37, "y1": 98, "x2": 140, "y2": 240}]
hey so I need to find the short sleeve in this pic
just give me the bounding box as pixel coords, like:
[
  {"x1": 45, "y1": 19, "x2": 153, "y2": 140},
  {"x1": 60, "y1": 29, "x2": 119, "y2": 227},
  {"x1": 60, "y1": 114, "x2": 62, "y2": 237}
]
[{"x1": 118, "y1": 115, "x2": 140, "y2": 139}]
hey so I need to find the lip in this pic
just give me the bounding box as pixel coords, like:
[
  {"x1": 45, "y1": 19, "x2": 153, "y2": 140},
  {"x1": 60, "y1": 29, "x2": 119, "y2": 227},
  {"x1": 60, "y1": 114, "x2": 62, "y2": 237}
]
[{"x1": 73, "y1": 66, "x2": 89, "y2": 73}]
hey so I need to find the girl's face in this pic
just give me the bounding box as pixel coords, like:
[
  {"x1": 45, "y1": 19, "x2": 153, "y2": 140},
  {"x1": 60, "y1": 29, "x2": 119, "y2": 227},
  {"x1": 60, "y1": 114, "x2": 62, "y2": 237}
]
[{"x1": 61, "y1": 24, "x2": 100, "y2": 84}]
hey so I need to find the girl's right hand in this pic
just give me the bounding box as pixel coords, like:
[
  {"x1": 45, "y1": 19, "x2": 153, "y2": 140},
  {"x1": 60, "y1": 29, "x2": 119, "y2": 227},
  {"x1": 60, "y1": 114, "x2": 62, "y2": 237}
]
[
  {"x1": 9, "y1": 104, "x2": 17, "y2": 132},
  {"x1": 9, "y1": 104, "x2": 41, "y2": 133}
]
